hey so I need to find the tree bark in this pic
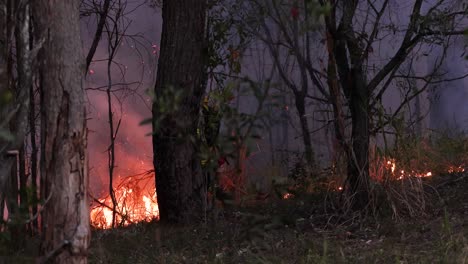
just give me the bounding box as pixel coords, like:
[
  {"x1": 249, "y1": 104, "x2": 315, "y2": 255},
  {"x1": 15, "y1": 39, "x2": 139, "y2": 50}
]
[
  {"x1": 85, "y1": 0, "x2": 111, "y2": 72},
  {"x1": 347, "y1": 68, "x2": 371, "y2": 210},
  {"x1": 33, "y1": 0, "x2": 90, "y2": 263},
  {"x1": 29, "y1": 78, "x2": 39, "y2": 234},
  {"x1": 0, "y1": 0, "x2": 31, "y2": 210},
  {"x1": 152, "y1": 0, "x2": 208, "y2": 224},
  {"x1": 294, "y1": 93, "x2": 314, "y2": 165},
  {"x1": 324, "y1": 0, "x2": 372, "y2": 211}
]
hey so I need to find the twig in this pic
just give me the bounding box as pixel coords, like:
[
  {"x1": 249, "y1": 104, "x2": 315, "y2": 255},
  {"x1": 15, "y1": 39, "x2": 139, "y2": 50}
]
[{"x1": 89, "y1": 194, "x2": 135, "y2": 225}]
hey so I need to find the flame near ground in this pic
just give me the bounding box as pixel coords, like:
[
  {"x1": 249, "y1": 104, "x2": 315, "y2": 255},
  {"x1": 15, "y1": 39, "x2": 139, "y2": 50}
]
[
  {"x1": 90, "y1": 170, "x2": 159, "y2": 229},
  {"x1": 89, "y1": 157, "x2": 465, "y2": 229}
]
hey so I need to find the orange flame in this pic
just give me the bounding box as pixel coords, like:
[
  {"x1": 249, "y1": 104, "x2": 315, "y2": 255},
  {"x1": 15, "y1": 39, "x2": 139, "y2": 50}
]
[
  {"x1": 382, "y1": 158, "x2": 464, "y2": 180},
  {"x1": 383, "y1": 158, "x2": 433, "y2": 180},
  {"x1": 90, "y1": 172, "x2": 159, "y2": 229}
]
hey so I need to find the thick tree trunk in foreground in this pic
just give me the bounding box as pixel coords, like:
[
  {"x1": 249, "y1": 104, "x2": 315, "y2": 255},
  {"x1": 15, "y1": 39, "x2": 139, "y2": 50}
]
[
  {"x1": 152, "y1": 0, "x2": 208, "y2": 224},
  {"x1": 34, "y1": 0, "x2": 89, "y2": 263}
]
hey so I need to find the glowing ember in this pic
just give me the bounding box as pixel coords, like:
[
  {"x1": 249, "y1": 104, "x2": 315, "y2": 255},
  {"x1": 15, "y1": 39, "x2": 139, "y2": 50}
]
[
  {"x1": 90, "y1": 172, "x2": 159, "y2": 229},
  {"x1": 283, "y1": 193, "x2": 293, "y2": 199},
  {"x1": 382, "y1": 158, "x2": 464, "y2": 180},
  {"x1": 448, "y1": 165, "x2": 465, "y2": 174},
  {"x1": 383, "y1": 158, "x2": 433, "y2": 180},
  {"x1": 386, "y1": 159, "x2": 396, "y2": 173}
]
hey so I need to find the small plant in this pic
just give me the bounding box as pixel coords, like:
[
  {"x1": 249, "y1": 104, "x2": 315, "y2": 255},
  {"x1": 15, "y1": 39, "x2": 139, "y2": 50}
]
[{"x1": 436, "y1": 209, "x2": 468, "y2": 263}]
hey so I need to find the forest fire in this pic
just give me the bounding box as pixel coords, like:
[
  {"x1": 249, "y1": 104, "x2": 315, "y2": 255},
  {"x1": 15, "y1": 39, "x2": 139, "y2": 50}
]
[
  {"x1": 88, "y1": 156, "x2": 465, "y2": 229},
  {"x1": 90, "y1": 171, "x2": 159, "y2": 229},
  {"x1": 382, "y1": 158, "x2": 465, "y2": 180},
  {"x1": 384, "y1": 159, "x2": 433, "y2": 180}
]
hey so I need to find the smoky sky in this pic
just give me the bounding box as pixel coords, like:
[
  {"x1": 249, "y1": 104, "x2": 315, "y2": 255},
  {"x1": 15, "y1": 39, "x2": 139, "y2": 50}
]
[
  {"x1": 80, "y1": 0, "x2": 468, "y2": 195},
  {"x1": 81, "y1": 1, "x2": 162, "y2": 196}
]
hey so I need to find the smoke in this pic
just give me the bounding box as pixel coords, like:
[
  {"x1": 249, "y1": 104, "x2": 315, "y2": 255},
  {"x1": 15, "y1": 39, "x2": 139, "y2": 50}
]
[
  {"x1": 429, "y1": 38, "x2": 468, "y2": 131},
  {"x1": 82, "y1": 1, "x2": 161, "y2": 196},
  {"x1": 81, "y1": 0, "x2": 467, "y2": 197}
]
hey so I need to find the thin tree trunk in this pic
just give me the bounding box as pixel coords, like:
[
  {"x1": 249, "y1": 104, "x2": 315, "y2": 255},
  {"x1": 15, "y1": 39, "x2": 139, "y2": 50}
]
[
  {"x1": 18, "y1": 146, "x2": 27, "y2": 240},
  {"x1": 106, "y1": 55, "x2": 118, "y2": 229},
  {"x1": 29, "y1": 79, "x2": 38, "y2": 234},
  {"x1": 153, "y1": 0, "x2": 208, "y2": 224},
  {"x1": 0, "y1": 3, "x2": 32, "y2": 250},
  {"x1": 85, "y1": 0, "x2": 111, "y2": 72},
  {"x1": 325, "y1": 29, "x2": 347, "y2": 168},
  {"x1": 7, "y1": 149, "x2": 19, "y2": 250},
  {"x1": 34, "y1": 0, "x2": 90, "y2": 262},
  {"x1": 294, "y1": 93, "x2": 314, "y2": 165},
  {"x1": 15, "y1": 1, "x2": 31, "y2": 239},
  {"x1": 0, "y1": 194, "x2": 4, "y2": 230},
  {"x1": 103, "y1": 4, "x2": 123, "y2": 228},
  {"x1": 0, "y1": 0, "x2": 30, "y2": 208},
  {"x1": 18, "y1": 147, "x2": 26, "y2": 212}
]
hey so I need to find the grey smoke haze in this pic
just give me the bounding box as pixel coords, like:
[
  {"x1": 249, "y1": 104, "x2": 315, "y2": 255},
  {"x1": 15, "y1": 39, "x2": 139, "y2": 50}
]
[
  {"x1": 81, "y1": 0, "x2": 467, "y2": 195},
  {"x1": 81, "y1": 1, "x2": 161, "y2": 195}
]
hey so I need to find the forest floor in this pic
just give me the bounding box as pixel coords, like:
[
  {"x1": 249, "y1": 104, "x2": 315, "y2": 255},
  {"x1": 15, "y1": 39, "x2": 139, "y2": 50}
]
[{"x1": 89, "y1": 172, "x2": 468, "y2": 264}]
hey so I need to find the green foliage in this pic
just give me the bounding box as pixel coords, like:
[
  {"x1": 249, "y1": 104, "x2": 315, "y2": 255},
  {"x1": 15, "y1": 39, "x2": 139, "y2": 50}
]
[
  {"x1": 435, "y1": 209, "x2": 468, "y2": 263},
  {"x1": 206, "y1": 0, "x2": 250, "y2": 76},
  {"x1": 198, "y1": 78, "x2": 275, "y2": 188}
]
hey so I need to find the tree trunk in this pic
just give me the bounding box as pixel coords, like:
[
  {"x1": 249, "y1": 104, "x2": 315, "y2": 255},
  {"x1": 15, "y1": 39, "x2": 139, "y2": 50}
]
[
  {"x1": 294, "y1": 93, "x2": 314, "y2": 165},
  {"x1": 325, "y1": 30, "x2": 346, "y2": 157},
  {"x1": 0, "y1": 0, "x2": 31, "y2": 211},
  {"x1": 7, "y1": 149, "x2": 19, "y2": 249},
  {"x1": 347, "y1": 68, "x2": 370, "y2": 210},
  {"x1": 152, "y1": 0, "x2": 208, "y2": 224},
  {"x1": 33, "y1": 0, "x2": 90, "y2": 263},
  {"x1": 29, "y1": 79, "x2": 39, "y2": 234}
]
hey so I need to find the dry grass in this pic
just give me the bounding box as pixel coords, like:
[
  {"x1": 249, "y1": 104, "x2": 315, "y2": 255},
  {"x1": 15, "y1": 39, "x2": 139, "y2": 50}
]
[{"x1": 85, "y1": 169, "x2": 468, "y2": 263}]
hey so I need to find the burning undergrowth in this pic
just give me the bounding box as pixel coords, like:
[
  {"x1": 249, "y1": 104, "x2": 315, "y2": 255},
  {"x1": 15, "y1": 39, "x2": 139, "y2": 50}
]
[
  {"x1": 90, "y1": 170, "x2": 159, "y2": 229},
  {"x1": 351, "y1": 133, "x2": 467, "y2": 219},
  {"x1": 88, "y1": 132, "x2": 468, "y2": 229}
]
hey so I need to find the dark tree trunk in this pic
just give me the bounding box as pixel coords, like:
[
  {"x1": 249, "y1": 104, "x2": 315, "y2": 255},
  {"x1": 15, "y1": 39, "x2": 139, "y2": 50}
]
[
  {"x1": 0, "y1": 2, "x2": 31, "y2": 247},
  {"x1": 85, "y1": 0, "x2": 111, "y2": 72},
  {"x1": 7, "y1": 149, "x2": 19, "y2": 249},
  {"x1": 29, "y1": 80, "x2": 38, "y2": 234},
  {"x1": 0, "y1": 0, "x2": 31, "y2": 210},
  {"x1": 347, "y1": 68, "x2": 371, "y2": 210},
  {"x1": 294, "y1": 93, "x2": 314, "y2": 165},
  {"x1": 34, "y1": 0, "x2": 90, "y2": 263},
  {"x1": 152, "y1": 0, "x2": 208, "y2": 224},
  {"x1": 325, "y1": 30, "x2": 346, "y2": 155},
  {"x1": 18, "y1": 147, "x2": 26, "y2": 212},
  {"x1": 17, "y1": 146, "x2": 27, "y2": 242},
  {"x1": 324, "y1": 1, "x2": 372, "y2": 211}
]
